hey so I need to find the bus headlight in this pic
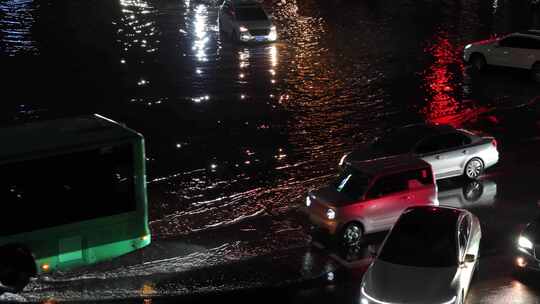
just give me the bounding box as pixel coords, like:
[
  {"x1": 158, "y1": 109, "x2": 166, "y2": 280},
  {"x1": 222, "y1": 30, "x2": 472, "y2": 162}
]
[
  {"x1": 306, "y1": 196, "x2": 312, "y2": 207},
  {"x1": 326, "y1": 209, "x2": 336, "y2": 220}
]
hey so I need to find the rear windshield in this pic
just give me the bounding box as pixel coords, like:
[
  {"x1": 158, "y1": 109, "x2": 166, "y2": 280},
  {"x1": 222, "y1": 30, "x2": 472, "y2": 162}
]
[
  {"x1": 378, "y1": 208, "x2": 459, "y2": 267},
  {"x1": 236, "y1": 7, "x2": 268, "y2": 21},
  {"x1": 333, "y1": 167, "x2": 371, "y2": 200}
]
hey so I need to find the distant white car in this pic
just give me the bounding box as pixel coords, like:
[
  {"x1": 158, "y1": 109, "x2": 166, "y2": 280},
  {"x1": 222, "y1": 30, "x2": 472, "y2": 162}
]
[
  {"x1": 218, "y1": 0, "x2": 277, "y2": 43},
  {"x1": 463, "y1": 30, "x2": 540, "y2": 82},
  {"x1": 361, "y1": 206, "x2": 481, "y2": 304}
]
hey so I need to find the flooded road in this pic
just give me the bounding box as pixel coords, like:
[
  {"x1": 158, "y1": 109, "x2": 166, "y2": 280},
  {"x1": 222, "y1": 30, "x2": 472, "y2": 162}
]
[{"x1": 1, "y1": 0, "x2": 540, "y2": 301}]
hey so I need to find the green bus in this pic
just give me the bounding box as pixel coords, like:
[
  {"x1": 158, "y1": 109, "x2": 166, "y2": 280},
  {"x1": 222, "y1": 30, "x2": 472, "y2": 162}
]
[{"x1": 0, "y1": 114, "x2": 151, "y2": 293}]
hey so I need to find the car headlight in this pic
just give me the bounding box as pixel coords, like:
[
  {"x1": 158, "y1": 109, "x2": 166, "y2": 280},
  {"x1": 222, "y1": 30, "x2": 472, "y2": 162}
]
[
  {"x1": 268, "y1": 26, "x2": 277, "y2": 41},
  {"x1": 338, "y1": 153, "x2": 348, "y2": 166},
  {"x1": 239, "y1": 26, "x2": 249, "y2": 32},
  {"x1": 465, "y1": 43, "x2": 472, "y2": 49},
  {"x1": 518, "y1": 236, "x2": 534, "y2": 250},
  {"x1": 326, "y1": 208, "x2": 336, "y2": 220},
  {"x1": 306, "y1": 196, "x2": 312, "y2": 207}
]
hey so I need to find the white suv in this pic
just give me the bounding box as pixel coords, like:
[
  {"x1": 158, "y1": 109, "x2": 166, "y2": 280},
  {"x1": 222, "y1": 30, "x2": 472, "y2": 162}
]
[{"x1": 463, "y1": 30, "x2": 540, "y2": 82}]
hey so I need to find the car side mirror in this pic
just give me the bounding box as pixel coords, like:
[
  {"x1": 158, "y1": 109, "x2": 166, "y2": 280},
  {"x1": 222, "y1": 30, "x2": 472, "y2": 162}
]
[{"x1": 464, "y1": 254, "x2": 475, "y2": 263}]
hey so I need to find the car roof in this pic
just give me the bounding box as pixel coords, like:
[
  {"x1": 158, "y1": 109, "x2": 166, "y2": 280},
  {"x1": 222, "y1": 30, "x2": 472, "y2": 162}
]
[
  {"x1": 390, "y1": 123, "x2": 456, "y2": 138},
  {"x1": 348, "y1": 155, "x2": 431, "y2": 177},
  {"x1": 0, "y1": 114, "x2": 141, "y2": 163},
  {"x1": 376, "y1": 123, "x2": 457, "y2": 149}
]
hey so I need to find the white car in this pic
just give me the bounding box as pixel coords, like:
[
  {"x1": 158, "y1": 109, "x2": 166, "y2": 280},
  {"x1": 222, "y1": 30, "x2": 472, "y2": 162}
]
[
  {"x1": 340, "y1": 124, "x2": 499, "y2": 180},
  {"x1": 361, "y1": 206, "x2": 481, "y2": 304},
  {"x1": 463, "y1": 30, "x2": 540, "y2": 82},
  {"x1": 218, "y1": 0, "x2": 277, "y2": 43}
]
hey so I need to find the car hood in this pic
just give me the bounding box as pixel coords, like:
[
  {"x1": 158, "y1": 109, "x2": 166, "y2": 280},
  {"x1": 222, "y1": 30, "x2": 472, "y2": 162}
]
[
  {"x1": 311, "y1": 186, "x2": 358, "y2": 207},
  {"x1": 238, "y1": 19, "x2": 272, "y2": 29},
  {"x1": 362, "y1": 260, "x2": 458, "y2": 304},
  {"x1": 468, "y1": 37, "x2": 499, "y2": 48}
]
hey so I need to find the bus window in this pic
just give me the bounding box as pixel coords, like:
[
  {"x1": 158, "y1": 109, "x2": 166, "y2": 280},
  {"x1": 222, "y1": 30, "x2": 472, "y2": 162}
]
[{"x1": 0, "y1": 144, "x2": 135, "y2": 236}]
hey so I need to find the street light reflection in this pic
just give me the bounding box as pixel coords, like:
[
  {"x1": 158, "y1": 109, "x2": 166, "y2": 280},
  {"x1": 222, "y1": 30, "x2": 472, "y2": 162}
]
[
  {"x1": 193, "y1": 4, "x2": 209, "y2": 62},
  {"x1": 269, "y1": 45, "x2": 278, "y2": 67}
]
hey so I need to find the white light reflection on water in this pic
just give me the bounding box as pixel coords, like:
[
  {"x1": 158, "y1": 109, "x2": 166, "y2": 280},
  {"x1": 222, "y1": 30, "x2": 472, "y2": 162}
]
[
  {"x1": 192, "y1": 4, "x2": 209, "y2": 63},
  {"x1": 118, "y1": 0, "x2": 159, "y2": 54},
  {"x1": 268, "y1": 45, "x2": 278, "y2": 67},
  {"x1": 0, "y1": 0, "x2": 39, "y2": 56}
]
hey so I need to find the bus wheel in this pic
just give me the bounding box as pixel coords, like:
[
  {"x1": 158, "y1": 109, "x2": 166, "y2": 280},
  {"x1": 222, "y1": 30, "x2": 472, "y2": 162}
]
[
  {"x1": 0, "y1": 268, "x2": 30, "y2": 293},
  {"x1": 0, "y1": 246, "x2": 36, "y2": 293}
]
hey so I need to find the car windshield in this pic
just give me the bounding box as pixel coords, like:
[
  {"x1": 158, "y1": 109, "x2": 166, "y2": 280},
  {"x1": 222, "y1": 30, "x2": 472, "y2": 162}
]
[
  {"x1": 236, "y1": 7, "x2": 268, "y2": 21},
  {"x1": 378, "y1": 208, "x2": 459, "y2": 267},
  {"x1": 332, "y1": 168, "x2": 370, "y2": 200}
]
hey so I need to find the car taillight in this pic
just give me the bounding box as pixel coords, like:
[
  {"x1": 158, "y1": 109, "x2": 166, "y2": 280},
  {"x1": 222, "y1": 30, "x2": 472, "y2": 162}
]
[{"x1": 491, "y1": 138, "x2": 497, "y2": 148}]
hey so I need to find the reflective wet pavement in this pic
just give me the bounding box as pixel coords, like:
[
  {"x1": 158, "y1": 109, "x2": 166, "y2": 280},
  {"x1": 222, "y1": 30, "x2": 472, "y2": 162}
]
[{"x1": 1, "y1": 0, "x2": 540, "y2": 302}]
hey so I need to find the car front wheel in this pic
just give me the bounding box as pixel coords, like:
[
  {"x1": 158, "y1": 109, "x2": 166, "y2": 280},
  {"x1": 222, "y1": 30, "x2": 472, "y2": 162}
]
[
  {"x1": 470, "y1": 53, "x2": 486, "y2": 71},
  {"x1": 341, "y1": 223, "x2": 363, "y2": 246},
  {"x1": 464, "y1": 158, "x2": 484, "y2": 180}
]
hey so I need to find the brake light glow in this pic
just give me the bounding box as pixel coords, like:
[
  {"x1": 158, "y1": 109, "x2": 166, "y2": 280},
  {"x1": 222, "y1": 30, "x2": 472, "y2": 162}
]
[{"x1": 492, "y1": 139, "x2": 497, "y2": 148}]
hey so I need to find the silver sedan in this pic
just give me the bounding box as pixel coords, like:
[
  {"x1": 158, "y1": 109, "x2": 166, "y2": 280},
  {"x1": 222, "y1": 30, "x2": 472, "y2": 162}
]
[
  {"x1": 340, "y1": 124, "x2": 499, "y2": 180},
  {"x1": 360, "y1": 206, "x2": 481, "y2": 304}
]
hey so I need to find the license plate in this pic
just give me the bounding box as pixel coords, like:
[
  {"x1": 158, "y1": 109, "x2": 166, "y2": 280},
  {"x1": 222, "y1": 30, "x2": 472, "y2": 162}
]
[{"x1": 255, "y1": 36, "x2": 266, "y2": 42}]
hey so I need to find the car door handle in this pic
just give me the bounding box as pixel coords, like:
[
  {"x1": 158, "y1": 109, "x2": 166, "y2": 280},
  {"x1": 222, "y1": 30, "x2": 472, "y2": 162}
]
[
  {"x1": 462, "y1": 150, "x2": 467, "y2": 154},
  {"x1": 435, "y1": 155, "x2": 441, "y2": 160},
  {"x1": 402, "y1": 195, "x2": 413, "y2": 200}
]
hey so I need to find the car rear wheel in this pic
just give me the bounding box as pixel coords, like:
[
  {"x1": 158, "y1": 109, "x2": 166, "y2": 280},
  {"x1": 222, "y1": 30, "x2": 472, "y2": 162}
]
[
  {"x1": 470, "y1": 53, "x2": 486, "y2": 71},
  {"x1": 532, "y1": 63, "x2": 540, "y2": 83},
  {"x1": 464, "y1": 158, "x2": 484, "y2": 180},
  {"x1": 341, "y1": 223, "x2": 363, "y2": 246}
]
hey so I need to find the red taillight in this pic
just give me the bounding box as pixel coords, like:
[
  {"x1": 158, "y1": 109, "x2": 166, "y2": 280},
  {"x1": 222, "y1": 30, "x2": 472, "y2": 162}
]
[{"x1": 491, "y1": 138, "x2": 497, "y2": 148}]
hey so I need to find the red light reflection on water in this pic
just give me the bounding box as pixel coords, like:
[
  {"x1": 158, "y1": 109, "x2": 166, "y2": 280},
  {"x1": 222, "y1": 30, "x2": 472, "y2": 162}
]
[{"x1": 422, "y1": 32, "x2": 465, "y2": 127}]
